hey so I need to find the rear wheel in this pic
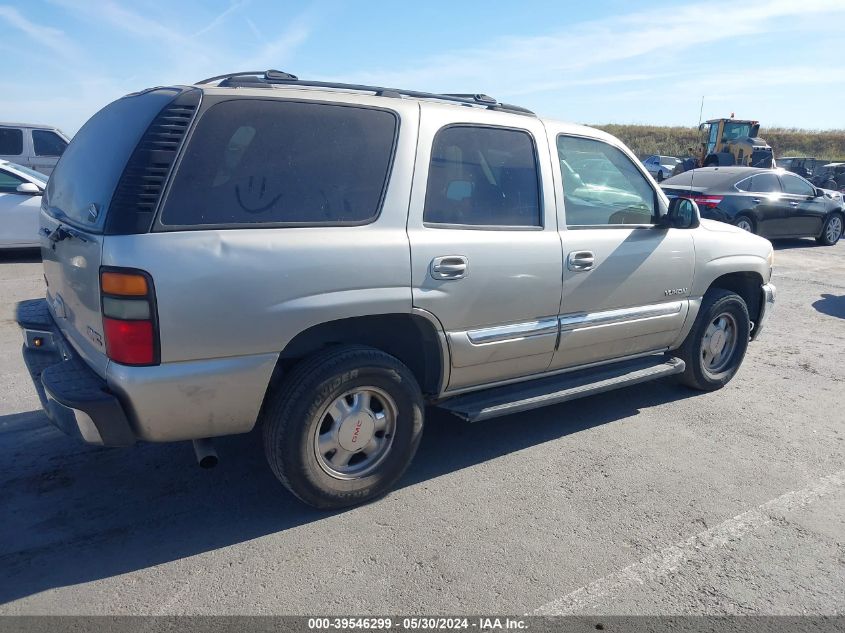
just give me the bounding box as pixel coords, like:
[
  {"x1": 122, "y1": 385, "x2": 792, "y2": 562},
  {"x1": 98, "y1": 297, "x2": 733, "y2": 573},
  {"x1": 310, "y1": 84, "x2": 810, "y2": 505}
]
[
  {"x1": 262, "y1": 345, "x2": 424, "y2": 509},
  {"x1": 816, "y1": 213, "x2": 843, "y2": 246},
  {"x1": 676, "y1": 289, "x2": 750, "y2": 391},
  {"x1": 734, "y1": 214, "x2": 755, "y2": 233}
]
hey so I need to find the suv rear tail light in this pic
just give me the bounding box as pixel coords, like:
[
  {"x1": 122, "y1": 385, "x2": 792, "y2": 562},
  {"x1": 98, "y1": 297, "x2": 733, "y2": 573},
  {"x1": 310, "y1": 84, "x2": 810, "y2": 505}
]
[
  {"x1": 689, "y1": 194, "x2": 724, "y2": 209},
  {"x1": 100, "y1": 268, "x2": 159, "y2": 366}
]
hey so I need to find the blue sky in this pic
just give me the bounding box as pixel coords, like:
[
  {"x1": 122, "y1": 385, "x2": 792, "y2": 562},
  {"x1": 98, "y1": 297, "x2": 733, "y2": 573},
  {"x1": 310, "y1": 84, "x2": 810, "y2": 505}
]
[{"x1": 1, "y1": 0, "x2": 843, "y2": 134}]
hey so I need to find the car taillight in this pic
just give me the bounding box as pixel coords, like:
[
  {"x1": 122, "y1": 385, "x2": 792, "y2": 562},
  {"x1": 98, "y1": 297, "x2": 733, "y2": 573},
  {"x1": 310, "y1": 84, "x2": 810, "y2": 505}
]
[
  {"x1": 100, "y1": 268, "x2": 159, "y2": 366},
  {"x1": 690, "y1": 194, "x2": 724, "y2": 209}
]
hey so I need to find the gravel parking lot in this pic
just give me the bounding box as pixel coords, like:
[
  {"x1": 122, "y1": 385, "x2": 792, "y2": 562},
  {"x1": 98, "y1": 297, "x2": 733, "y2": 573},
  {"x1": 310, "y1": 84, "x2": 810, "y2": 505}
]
[{"x1": 0, "y1": 241, "x2": 843, "y2": 616}]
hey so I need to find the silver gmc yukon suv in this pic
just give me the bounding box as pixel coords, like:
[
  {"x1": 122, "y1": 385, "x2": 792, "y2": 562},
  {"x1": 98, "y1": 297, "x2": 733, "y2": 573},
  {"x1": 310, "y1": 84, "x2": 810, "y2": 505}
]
[{"x1": 16, "y1": 70, "x2": 775, "y2": 508}]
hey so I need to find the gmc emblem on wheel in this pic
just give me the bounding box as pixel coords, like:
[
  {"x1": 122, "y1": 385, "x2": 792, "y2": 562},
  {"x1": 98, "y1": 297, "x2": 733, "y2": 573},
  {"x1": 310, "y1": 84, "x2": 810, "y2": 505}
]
[
  {"x1": 351, "y1": 420, "x2": 363, "y2": 443},
  {"x1": 664, "y1": 288, "x2": 688, "y2": 296}
]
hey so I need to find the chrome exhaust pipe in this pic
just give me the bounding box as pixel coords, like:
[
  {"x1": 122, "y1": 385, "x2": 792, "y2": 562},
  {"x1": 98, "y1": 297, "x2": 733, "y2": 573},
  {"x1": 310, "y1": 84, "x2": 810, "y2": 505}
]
[{"x1": 192, "y1": 438, "x2": 218, "y2": 469}]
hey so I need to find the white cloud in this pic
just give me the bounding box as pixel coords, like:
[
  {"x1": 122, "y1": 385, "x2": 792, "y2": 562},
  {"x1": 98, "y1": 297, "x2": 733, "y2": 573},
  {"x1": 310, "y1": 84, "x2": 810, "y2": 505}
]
[
  {"x1": 0, "y1": 4, "x2": 82, "y2": 61},
  {"x1": 344, "y1": 0, "x2": 845, "y2": 99},
  {"x1": 193, "y1": 0, "x2": 250, "y2": 37}
]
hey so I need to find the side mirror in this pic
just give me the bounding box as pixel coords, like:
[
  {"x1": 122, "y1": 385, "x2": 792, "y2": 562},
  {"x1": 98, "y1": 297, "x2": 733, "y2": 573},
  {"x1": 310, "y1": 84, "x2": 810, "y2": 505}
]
[
  {"x1": 663, "y1": 197, "x2": 701, "y2": 229},
  {"x1": 814, "y1": 187, "x2": 825, "y2": 197},
  {"x1": 16, "y1": 182, "x2": 41, "y2": 195}
]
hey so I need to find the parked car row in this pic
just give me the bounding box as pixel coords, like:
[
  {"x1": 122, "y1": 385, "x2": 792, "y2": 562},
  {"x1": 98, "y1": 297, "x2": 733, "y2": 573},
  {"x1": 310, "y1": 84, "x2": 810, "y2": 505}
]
[
  {"x1": 777, "y1": 157, "x2": 845, "y2": 191},
  {"x1": 660, "y1": 166, "x2": 844, "y2": 245}
]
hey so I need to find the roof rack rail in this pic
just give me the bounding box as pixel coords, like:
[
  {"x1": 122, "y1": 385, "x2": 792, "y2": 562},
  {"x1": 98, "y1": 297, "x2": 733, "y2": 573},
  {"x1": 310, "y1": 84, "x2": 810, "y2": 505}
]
[{"x1": 194, "y1": 70, "x2": 536, "y2": 116}]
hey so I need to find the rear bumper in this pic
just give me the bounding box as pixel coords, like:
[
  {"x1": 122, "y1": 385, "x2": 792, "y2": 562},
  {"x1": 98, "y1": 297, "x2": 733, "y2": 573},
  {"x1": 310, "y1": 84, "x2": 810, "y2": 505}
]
[
  {"x1": 752, "y1": 283, "x2": 776, "y2": 340},
  {"x1": 16, "y1": 298, "x2": 135, "y2": 447}
]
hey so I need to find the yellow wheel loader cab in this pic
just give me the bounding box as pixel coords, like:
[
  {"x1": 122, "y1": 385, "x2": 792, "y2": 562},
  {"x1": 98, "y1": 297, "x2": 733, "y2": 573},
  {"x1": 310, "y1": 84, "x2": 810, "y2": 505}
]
[{"x1": 697, "y1": 118, "x2": 774, "y2": 169}]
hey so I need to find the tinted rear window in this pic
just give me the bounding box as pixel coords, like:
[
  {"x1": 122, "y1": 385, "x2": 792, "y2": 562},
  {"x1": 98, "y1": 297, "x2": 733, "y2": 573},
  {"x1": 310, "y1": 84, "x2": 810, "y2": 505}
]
[
  {"x1": 160, "y1": 100, "x2": 398, "y2": 227},
  {"x1": 45, "y1": 88, "x2": 181, "y2": 231},
  {"x1": 0, "y1": 128, "x2": 23, "y2": 155}
]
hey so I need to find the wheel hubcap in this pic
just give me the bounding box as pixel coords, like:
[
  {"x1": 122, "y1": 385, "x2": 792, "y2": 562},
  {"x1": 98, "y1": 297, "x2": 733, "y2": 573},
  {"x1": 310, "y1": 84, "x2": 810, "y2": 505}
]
[
  {"x1": 701, "y1": 312, "x2": 738, "y2": 376},
  {"x1": 737, "y1": 219, "x2": 752, "y2": 232},
  {"x1": 826, "y1": 216, "x2": 843, "y2": 243},
  {"x1": 314, "y1": 387, "x2": 397, "y2": 480}
]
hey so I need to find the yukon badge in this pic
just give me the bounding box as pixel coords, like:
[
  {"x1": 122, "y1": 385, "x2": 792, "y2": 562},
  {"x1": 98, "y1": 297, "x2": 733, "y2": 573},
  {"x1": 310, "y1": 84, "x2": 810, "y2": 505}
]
[{"x1": 665, "y1": 288, "x2": 689, "y2": 297}]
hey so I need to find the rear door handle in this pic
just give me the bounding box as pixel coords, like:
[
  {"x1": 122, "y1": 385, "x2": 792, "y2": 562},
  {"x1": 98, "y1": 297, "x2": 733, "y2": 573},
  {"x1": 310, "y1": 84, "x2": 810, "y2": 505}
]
[
  {"x1": 431, "y1": 255, "x2": 468, "y2": 280},
  {"x1": 789, "y1": 201, "x2": 799, "y2": 207},
  {"x1": 751, "y1": 198, "x2": 761, "y2": 204},
  {"x1": 568, "y1": 250, "x2": 595, "y2": 271}
]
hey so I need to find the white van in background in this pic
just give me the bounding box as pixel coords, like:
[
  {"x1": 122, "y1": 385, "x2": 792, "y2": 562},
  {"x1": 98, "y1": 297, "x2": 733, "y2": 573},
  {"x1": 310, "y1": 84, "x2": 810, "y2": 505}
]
[{"x1": 0, "y1": 123, "x2": 70, "y2": 177}]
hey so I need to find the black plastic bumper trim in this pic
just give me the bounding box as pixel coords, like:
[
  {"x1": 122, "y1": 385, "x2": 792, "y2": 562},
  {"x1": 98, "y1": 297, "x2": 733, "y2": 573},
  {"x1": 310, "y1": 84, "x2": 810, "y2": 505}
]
[{"x1": 16, "y1": 298, "x2": 136, "y2": 447}]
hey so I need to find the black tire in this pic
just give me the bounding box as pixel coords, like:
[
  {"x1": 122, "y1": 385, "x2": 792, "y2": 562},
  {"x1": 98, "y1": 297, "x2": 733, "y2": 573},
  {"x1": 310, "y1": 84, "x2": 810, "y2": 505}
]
[
  {"x1": 816, "y1": 212, "x2": 844, "y2": 246},
  {"x1": 676, "y1": 289, "x2": 750, "y2": 391},
  {"x1": 733, "y1": 214, "x2": 756, "y2": 234},
  {"x1": 262, "y1": 345, "x2": 424, "y2": 509},
  {"x1": 704, "y1": 157, "x2": 719, "y2": 168}
]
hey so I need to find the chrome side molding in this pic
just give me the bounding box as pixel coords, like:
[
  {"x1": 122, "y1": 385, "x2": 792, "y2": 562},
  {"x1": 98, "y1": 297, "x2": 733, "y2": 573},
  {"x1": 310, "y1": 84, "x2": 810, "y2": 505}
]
[
  {"x1": 466, "y1": 300, "x2": 685, "y2": 346},
  {"x1": 467, "y1": 317, "x2": 559, "y2": 345},
  {"x1": 559, "y1": 301, "x2": 683, "y2": 332}
]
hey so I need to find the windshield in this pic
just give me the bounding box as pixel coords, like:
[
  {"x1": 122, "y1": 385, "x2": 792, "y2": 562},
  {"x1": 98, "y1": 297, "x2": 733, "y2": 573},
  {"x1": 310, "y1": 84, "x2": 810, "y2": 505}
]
[
  {"x1": 4, "y1": 162, "x2": 47, "y2": 184},
  {"x1": 722, "y1": 122, "x2": 753, "y2": 140}
]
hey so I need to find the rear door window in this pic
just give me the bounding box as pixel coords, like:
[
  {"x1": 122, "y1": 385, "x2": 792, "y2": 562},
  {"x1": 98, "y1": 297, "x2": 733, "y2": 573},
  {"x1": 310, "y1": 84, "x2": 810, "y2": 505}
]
[
  {"x1": 423, "y1": 125, "x2": 540, "y2": 227},
  {"x1": 32, "y1": 130, "x2": 68, "y2": 157},
  {"x1": 736, "y1": 173, "x2": 781, "y2": 193},
  {"x1": 160, "y1": 100, "x2": 398, "y2": 228},
  {"x1": 0, "y1": 128, "x2": 23, "y2": 155}
]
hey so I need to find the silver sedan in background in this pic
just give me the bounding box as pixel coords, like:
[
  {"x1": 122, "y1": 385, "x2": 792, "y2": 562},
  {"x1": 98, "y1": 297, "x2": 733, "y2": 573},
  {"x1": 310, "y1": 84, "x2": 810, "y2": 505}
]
[
  {"x1": 0, "y1": 160, "x2": 46, "y2": 249},
  {"x1": 642, "y1": 155, "x2": 681, "y2": 181}
]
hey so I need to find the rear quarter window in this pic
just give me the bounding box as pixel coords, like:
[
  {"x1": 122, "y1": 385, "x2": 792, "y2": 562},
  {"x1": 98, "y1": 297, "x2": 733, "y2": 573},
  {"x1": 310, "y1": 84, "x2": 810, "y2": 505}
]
[{"x1": 159, "y1": 99, "x2": 398, "y2": 228}]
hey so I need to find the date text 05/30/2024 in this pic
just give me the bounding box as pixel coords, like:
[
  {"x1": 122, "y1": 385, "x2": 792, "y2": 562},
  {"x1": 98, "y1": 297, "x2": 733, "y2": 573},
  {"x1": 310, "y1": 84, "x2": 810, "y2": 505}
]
[{"x1": 307, "y1": 617, "x2": 528, "y2": 630}]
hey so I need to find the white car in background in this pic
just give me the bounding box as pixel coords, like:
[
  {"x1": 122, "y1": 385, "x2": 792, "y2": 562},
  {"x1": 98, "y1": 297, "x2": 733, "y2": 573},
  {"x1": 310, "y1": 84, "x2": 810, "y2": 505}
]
[
  {"x1": 642, "y1": 155, "x2": 681, "y2": 182},
  {"x1": 0, "y1": 160, "x2": 46, "y2": 249}
]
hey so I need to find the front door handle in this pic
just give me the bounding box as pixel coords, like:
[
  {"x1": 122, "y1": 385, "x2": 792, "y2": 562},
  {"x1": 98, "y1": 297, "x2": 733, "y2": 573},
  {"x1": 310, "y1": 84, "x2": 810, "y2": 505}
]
[
  {"x1": 567, "y1": 250, "x2": 595, "y2": 271},
  {"x1": 431, "y1": 255, "x2": 468, "y2": 280}
]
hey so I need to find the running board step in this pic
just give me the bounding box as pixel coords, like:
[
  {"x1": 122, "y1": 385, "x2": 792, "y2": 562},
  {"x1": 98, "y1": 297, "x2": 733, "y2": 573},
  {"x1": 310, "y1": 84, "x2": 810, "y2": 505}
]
[{"x1": 436, "y1": 356, "x2": 686, "y2": 422}]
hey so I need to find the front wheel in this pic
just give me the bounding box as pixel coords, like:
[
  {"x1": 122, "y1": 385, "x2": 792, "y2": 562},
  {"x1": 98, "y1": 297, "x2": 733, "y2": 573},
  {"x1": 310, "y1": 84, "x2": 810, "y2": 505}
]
[
  {"x1": 262, "y1": 345, "x2": 424, "y2": 509},
  {"x1": 816, "y1": 213, "x2": 843, "y2": 246},
  {"x1": 676, "y1": 289, "x2": 750, "y2": 391}
]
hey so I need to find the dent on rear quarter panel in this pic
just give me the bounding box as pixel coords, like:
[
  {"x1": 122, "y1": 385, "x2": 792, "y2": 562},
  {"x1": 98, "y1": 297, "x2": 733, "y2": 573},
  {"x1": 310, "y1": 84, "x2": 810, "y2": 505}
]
[{"x1": 106, "y1": 352, "x2": 278, "y2": 441}]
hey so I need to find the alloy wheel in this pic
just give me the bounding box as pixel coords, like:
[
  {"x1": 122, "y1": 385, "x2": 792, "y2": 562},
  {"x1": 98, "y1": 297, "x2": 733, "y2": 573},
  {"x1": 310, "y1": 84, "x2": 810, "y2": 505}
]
[
  {"x1": 826, "y1": 215, "x2": 843, "y2": 243},
  {"x1": 313, "y1": 387, "x2": 398, "y2": 480},
  {"x1": 701, "y1": 312, "x2": 739, "y2": 377}
]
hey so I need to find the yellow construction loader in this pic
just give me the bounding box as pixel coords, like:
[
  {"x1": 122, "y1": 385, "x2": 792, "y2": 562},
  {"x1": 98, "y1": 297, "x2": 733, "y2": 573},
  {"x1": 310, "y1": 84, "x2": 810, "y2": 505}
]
[{"x1": 696, "y1": 116, "x2": 774, "y2": 168}]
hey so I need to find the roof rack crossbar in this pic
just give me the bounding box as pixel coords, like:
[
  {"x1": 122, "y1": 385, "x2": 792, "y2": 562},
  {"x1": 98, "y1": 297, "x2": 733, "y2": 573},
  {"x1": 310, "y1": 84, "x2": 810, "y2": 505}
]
[{"x1": 195, "y1": 70, "x2": 535, "y2": 116}]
